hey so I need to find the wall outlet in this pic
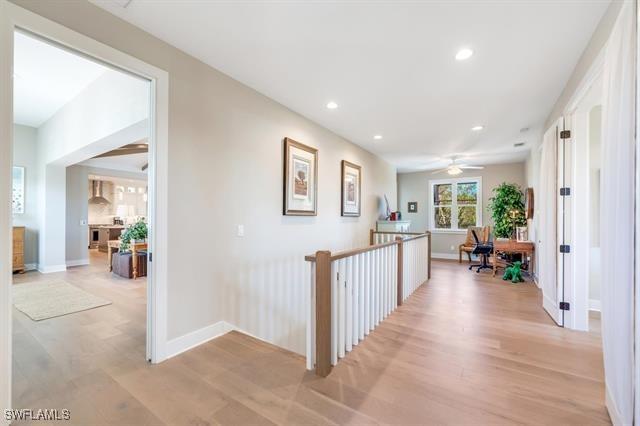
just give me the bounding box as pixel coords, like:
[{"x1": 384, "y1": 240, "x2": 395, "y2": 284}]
[{"x1": 237, "y1": 225, "x2": 245, "y2": 237}]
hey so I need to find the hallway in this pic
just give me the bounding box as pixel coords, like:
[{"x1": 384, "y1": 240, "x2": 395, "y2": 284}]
[{"x1": 12, "y1": 260, "x2": 607, "y2": 425}]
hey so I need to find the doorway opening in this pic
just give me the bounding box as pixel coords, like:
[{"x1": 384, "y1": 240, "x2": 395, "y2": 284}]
[{"x1": 10, "y1": 30, "x2": 154, "y2": 409}]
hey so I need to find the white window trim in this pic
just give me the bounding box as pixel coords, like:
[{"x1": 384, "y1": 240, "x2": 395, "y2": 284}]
[{"x1": 428, "y1": 176, "x2": 483, "y2": 233}]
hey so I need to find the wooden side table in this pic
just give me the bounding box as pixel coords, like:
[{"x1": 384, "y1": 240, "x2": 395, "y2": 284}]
[
  {"x1": 108, "y1": 240, "x2": 148, "y2": 279},
  {"x1": 492, "y1": 239, "x2": 535, "y2": 278}
]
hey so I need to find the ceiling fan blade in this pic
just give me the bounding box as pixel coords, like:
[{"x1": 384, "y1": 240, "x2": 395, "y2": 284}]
[
  {"x1": 431, "y1": 168, "x2": 448, "y2": 175},
  {"x1": 460, "y1": 166, "x2": 484, "y2": 169}
]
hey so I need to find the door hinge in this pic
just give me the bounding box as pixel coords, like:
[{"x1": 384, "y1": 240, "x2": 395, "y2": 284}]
[
  {"x1": 560, "y1": 187, "x2": 571, "y2": 196},
  {"x1": 149, "y1": 252, "x2": 152, "y2": 262},
  {"x1": 559, "y1": 302, "x2": 570, "y2": 311},
  {"x1": 559, "y1": 245, "x2": 571, "y2": 253},
  {"x1": 560, "y1": 130, "x2": 571, "y2": 139}
]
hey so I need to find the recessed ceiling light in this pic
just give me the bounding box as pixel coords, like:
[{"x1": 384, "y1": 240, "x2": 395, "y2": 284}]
[
  {"x1": 373, "y1": 135, "x2": 383, "y2": 140},
  {"x1": 326, "y1": 101, "x2": 338, "y2": 109},
  {"x1": 471, "y1": 125, "x2": 484, "y2": 131},
  {"x1": 455, "y1": 48, "x2": 473, "y2": 61}
]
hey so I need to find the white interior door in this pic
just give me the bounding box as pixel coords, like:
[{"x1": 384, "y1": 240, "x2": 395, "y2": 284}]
[{"x1": 539, "y1": 118, "x2": 566, "y2": 326}]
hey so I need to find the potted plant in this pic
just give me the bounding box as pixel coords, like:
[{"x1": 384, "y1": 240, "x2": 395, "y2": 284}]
[
  {"x1": 487, "y1": 183, "x2": 526, "y2": 239},
  {"x1": 119, "y1": 219, "x2": 148, "y2": 252}
]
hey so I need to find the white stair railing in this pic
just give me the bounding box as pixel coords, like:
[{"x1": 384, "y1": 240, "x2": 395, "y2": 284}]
[{"x1": 305, "y1": 231, "x2": 431, "y2": 376}]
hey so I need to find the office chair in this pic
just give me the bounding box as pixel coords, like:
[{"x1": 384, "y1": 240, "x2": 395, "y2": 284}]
[{"x1": 468, "y1": 229, "x2": 493, "y2": 273}]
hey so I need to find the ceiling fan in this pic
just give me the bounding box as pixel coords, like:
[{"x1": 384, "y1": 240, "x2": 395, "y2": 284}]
[{"x1": 431, "y1": 157, "x2": 484, "y2": 175}]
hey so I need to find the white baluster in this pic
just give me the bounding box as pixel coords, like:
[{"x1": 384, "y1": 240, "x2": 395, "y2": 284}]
[
  {"x1": 307, "y1": 261, "x2": 315, "y2": 370},
  {"x1": 365, "y1": 250, "x2": 371, "y2": 334},
  {"x1": 359, "y1": 252, "x2": 365, "y2": 340},
  {"x1": 352, "y1": 254, "x2": 359, "y2": 347},
  {"x1": 345, "y1": 256, "x2": 353, "y2": 353},
  {"x1": 338, "y1": 258, "x2": 346, "y2": 358},
  {"x1": 331, "y1": 261, "x2": 338, "y2": 365}
]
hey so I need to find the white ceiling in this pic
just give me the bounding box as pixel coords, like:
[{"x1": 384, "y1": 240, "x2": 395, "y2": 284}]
[
  {"x1": 94, "y1": 0, "x2": 609, "y2": 171},
  {"x1": 79, "y1": 152, "x2": 148, "y2": 174},
  {"x1": 14, "y1": 31, "x2": 108, "y2": 127}
]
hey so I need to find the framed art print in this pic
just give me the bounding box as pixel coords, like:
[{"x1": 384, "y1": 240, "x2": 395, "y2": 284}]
[
  {"x1": 341, "y1": 160, "x2": 361, "y2": 217},
  {"x1": 283, "y1": 137, "x2": 318, "y2": 215}
]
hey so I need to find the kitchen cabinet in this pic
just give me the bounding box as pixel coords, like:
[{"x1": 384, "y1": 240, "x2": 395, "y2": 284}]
[
  {"x1": 13, "y1": 226, "x2": 25, "y2": 273},
  {"x1": 98, "y1": 226, "x2": 124, "y2": 252}
]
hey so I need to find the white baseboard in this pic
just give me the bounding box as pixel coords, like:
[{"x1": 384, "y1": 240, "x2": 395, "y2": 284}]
[
  {"x1": 432, "y1": 252, "x2": 460, "y2": 260},
  {"x1": 589, "y1": 299, "x2": 601, "y2": 312},
  {"x1": 165, "y1": 320, "x2": 234, "y2": 359},
  {"x1": 605, "y1": 385, "x2": 625, "y2": 426},
  {"x1": 66, "y1": 259, "x2": 89, "y2": 267},
  {"x1": 37, "y1": 264, "x2": 67, "y2": 274},
  {"x1": 432, "y1": 252, "x2": 479, "y2": 261},
  {"x1": 24, "y1": 263, "x2": 36, "y2": 272}
]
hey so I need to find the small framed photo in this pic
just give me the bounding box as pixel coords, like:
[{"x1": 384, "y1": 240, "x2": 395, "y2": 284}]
[
  {"x1": 341, "y1": 160, "x2": 361, "y2": 217},
  {"x1": 283, "y1": 137, "x2": 317, "y2": 215},
  {"x1": 408, "y1": 201, "x2": 418, "y2": 213}
]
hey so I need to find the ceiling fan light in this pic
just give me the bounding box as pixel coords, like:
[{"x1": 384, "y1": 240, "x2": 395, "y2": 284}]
[{"x1": 447, "y1": 166, "x2": 463, "y2": 175}]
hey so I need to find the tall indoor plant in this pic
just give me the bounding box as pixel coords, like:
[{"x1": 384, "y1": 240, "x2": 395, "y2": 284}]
[{"x1": 487, "y1": 183, "x2": 526, "y2": 238}]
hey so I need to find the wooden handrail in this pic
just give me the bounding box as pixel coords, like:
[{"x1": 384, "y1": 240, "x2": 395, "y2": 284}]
[{"x1": 305, "y1": 239, "x2": 400, "y2": 262}]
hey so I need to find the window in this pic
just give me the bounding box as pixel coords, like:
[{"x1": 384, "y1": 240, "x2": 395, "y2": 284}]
[{"x1": 429, "y1": 177, "x2": 482, "y2": 232}]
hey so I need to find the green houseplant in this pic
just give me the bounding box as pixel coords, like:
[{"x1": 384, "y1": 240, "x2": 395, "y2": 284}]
[
  {"x1": 119, "y1": 219, "x2": 148, "y2": 252},
  {"x1": 487, "y1": 183, "x2": 526, "y2": 238}
]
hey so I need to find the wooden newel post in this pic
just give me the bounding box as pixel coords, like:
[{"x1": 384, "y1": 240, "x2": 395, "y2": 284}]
[
  {"x1": 396, "y1": 237, "x2": 403, "y2": 306},
  {"x1": 315, "y1": 250, "x2": 332, "y2": 377},
  {"x1": 369, "y1": 229, "x2": 375, "y2": 245}
]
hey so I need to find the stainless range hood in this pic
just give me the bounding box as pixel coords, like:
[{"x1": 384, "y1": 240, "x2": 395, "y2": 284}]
[{"x1": 89, "y1": 180, "x2": 110, "y2": 205}]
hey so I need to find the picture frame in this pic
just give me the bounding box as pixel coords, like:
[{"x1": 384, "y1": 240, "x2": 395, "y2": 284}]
[
  {"x1": 12, "y1": 166, "x2": 25, "y2": 214},
  {"x1": 283, "y1": 137, "x2": 318, "y2": 216},
  {"x1": 408, "y1": 201, "x2": 418, "y2": 213},
  {"x1": 525, "y1": 187, "x2": 534, "y2": 219},
  {"x1": 341, "y1": 160, "x2": 361, "y2": 217}
]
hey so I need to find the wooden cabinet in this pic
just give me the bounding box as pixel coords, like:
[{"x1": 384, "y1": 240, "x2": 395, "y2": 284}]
[{"x1": 12, "y1": 226, "x2": 25, "y2": 274}]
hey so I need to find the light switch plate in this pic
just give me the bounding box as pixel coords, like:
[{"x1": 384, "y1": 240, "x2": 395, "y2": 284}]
[{"x1": 237, "y1": 225, "x2": 245, "y2": 237}]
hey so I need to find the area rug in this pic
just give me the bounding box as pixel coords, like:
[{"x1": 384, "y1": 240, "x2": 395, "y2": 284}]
[{"x1": 12, "y1": 280, "x2": 112, "y2": 321}]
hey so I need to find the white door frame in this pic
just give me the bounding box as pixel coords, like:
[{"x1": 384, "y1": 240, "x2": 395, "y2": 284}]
[
  {"x1": 561, "y1": 50, "x2": 605, "y2": 331},
  {"x1": 0, "y1": 0, "x2": 170, "y2": 418}
]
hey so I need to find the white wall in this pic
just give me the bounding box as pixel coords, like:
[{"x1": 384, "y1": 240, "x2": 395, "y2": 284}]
[
  {"x1": 12, "y1": 124, "x2": 38, "y2": 268},
  {"x1": 398, "y1": 163, "x2": 526, "y2": 258},
  {"x1": 13, "y1": 1, "x2": 398, "y2": 356}
]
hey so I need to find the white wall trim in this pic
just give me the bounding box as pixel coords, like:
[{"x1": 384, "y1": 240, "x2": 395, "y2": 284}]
[
  {"x1": 165, "y1": 321, "x2": 278, "y2": 361},
  {"x1": 165, "y1": 321, "x2": 234, "y2": 359},
  {"x1": 36, "y1": 264, "x2": 67, "y2": 274},
  {"x1": 606, "y1": 385, "x2": 624, "y2": 426},
  {"x1": 431, "y1": 252, "x2": 460, "y2": 260},
  {"x1": 589, "y1": 299, "x2": 602, "y2": 312},
  {"x1": 66, "y1": 259, "x2": 89, "y2": 268}
]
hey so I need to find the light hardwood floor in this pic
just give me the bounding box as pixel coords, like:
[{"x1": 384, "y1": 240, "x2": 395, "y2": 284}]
[{"x1": 12, "y1": 258, "x2": 608, "y2": 425}]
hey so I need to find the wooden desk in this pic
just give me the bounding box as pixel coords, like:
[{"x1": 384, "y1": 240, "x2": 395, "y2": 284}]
[
  {"x1": 492, "y1": 239, "x2": 535, "y2": 278},
  {"x1": 108, "y1": 240, "x2": 148, "y2": 279}
]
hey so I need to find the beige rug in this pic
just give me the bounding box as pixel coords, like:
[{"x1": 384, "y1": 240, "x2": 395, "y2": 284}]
[{"x1": 13, "y1": 280, "x2": 112, "y2": 321}]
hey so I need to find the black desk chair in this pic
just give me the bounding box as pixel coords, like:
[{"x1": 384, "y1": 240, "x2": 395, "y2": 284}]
[{"x1": 468, "y1": 229, "x2": 493, "y2": 273}]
